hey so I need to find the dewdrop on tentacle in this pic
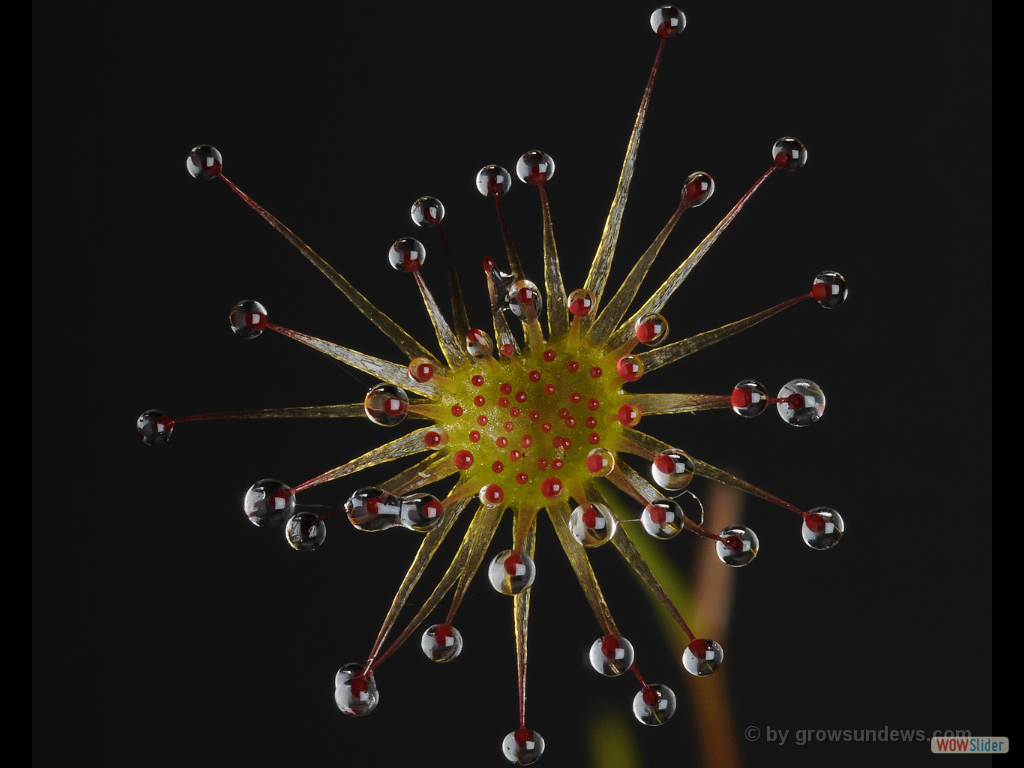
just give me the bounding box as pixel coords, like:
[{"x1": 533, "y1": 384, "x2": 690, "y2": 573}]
[{"x1": 140, "y1": 5, "x2": 851, "y2": 762}]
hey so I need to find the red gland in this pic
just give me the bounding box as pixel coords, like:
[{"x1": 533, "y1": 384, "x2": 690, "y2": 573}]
[
  {"x1": 731, "y1": 387, "x2": 753, "y2": 408},
  {"x1": 540, "y1": 477, "x2": 564, "y2": 498},
  {"x1": 482, "y1": 484, "x2": 504, "y2": 505},
  {"x1": 504, "y1": 554, "x2": 525, "y2": 575},
  {"x1": 410, "y1": 361, "x2": 434, "y2": 382},
  {"x1": 645, "y1": 503, "x2": 666, "y2": 524},
  {"x1": 453, "y1": 450, "x2": 474, "y2": 469},
  {"x1": 617, "y1": 403, "x2": 641, "y2": 427}
]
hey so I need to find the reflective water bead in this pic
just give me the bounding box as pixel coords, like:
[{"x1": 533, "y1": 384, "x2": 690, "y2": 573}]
[
  {"x1": 634, "y1": 313, "x2": 669, "y2": 346},
  {"x1": 812, "y1": 270, "x2": 849, "y2": 309},
  {"x1": 633, "y1": 684, "x2": 677, "y2": 726},
  {"x1": 682, "y1": 171, "x2": 715, "y2": 206},
  {"x1": 364, "y1": 384, "x2": 409, "y2": 426},
  {"x1": 243, "y1": 479, "x2": 295, "y2": 528},
  {"x1": 772, "y1": 137, "x2": 808, "y2": 170},
  {"x1": 487, "y1": 550, "x2": 536, "y2": 595},
  {"x1": 228, "y1": 299, "x2": 267, "y2": 339},
  {"x1": 400, "y1": 493, "x2": 445, "y2": 532},
  {"x1": 650, "y1": 6, "x2": 685, "y2": 37},
  {"x1": 589, "y1": 634, "x2": 635, "y2": 676},
  {"x1": 682, "y1": 638, "x2": 724, "y2": 676},
  {"x1": 569, "y1": 503, "x2": 617, "y2": 547},
  {"x1": 731, "y1": 379, "x2": 769, "y2": 418},
  {"x1": 388, "y1": 237, "x2": 426, "y2": 272},
  {"x1": 586, "y1": 448, "x2": 615, "y2": 476},
  {"x1": 506, "y1": 280, "x2": 543, "y2": 320},
  {"x1": 476, "y1": 165, "x2": 513, "y2": 197},
  {"x1": 410, "y1": 196, "x2": 445, "y2": 228},
  {"x1": 516, "y1": 150, "x2": 555, "y2": 185},
  {"x1": 616, "y1": 355, "x2": 644, "y2": 382},
  {"x1": 567, "y1": 288, "x2": 596, "y2": 317},
  {"x1": 802, "y1": 506, "x2": 845, "y2": 550},
  {"x1": 502, "y1": 727, "x2": 545, "y2": 765},
  {"x1": 715, "y1": 525, "x2": 759, "y2": 566},
  {"x1": 465, "y1": 328, "x2": 494, "y2": 358},
  {"x1": 651, "y1": 450, "x2": 694, "y2": 491},
  {"x1": 407, "y1": 357, "x2": 435, "y2": 383},
  {"x1": 420, "y1": 623, "x2": 463, "y2": 663},
  {"x1": 137, "y1": 409, "x2": 174, "y2": 446},
  {"x1": 641, "y1": 498, "x2": 684, "y2": 539},
  {"x1": 186, "y1": 144, "x2": 222, "y2": 180},
  {"x1": 285, "y1": 511, "x2": 326, "y2": 551},
  {"x1": 346, "y1": 487, "x2": 402, "y2": 532},
  {"x1": 776, "y1": 379, "x2": 825, "y2": 426},
  {"x1": 334, "y1": 663, "x2": 378, "y2": 717}
]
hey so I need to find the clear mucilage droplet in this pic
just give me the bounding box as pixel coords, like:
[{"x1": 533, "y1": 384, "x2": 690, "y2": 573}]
[
  {"x1": 285, "y1": 511, "x2": 326, "y2": 551},
  {"x1": 186, "y1": 144, "x2": 222, "y2": 180},
  {"x1": 616, "y1": 355, "x2": 644, "y2": 382},
  {"x1": 731, "y1": 379, "x2": 769, "y2": 418},
  {"x1": 585, "y1": 447, "x2": 615, "y2": 477},
  {"x1": 502, "y1": 727, "x2": 545, "y2": 765},
  {"x1": 567, "y1": 288, "x2": 596, "y2": 317},
  {"x1": 346, "y1": 487, "x2": 402, "y2": 532},
  {"x1": 682, "y1": 638, "x2": 724, "y2": 676},
  {"x1": 421, "y1": 623, "x2": 464, "y2": 662},
  {"x1": 399, "y1": 493, "x2": 445, "y2": 532},
  {"x1": 715, "y1": 526, "x2": 759, "y2": 566},
  {"x1": 388, "y1": 237, "x2": 427, "y2": 272},
  {"x1": 802, "y1": 506, "x2": 844, "y2": 549},
  {"x1": 633, "y1": 684, "x2": 677, "y2": 725},
  {"x1": 476, "y1": 165, "x2": 513, "y2": 197},
  {"x1": 634, "y1": 312, "x2": 669, "y2": 346},
  {"x1": 243, "y1": 479, "x2": 295, "y2": 528},
  {"x1": 812, "y1": 270, "x2": 848, "y2": 309},
  {"x1": 137, "y1": 409, "x2": 174, "y2": 446},
  {"x1": 506, "y1": 280, "x2": 543, "y2": 321},
  {"x1": 651, "y1": 450, "x2": 695, "y2": 491},
  {"x1": 334, "y1": 663, "x2": 378, "y2": 717},
  {"x1": 407, "y1": 357, "x2": 435, "y2": 383},
  {"x1": 487, "y1": 550, "x2": 536, "y2": 595},
  {"x1": 466, "y1": 328, "x2": 494, "y2": 358},
  {"x1": 364, "y1": 384, "x2": 410, "y2": 426},
  {"x1": 410, "y1": 196, "x2": 445, "y2": 227},
  {"x1": 589, "y1": 634, "x2": 635, "y2": 676},
  {"x1": 772, "y1": 137, "x2": 808, "y2": 170},
  {"x1": 228, "y1": 299, "x2": 267, "y2": 339},
  {"x1": 515, "y1": 150, "x2": 555, "y2": 185},
  {"x1": 640, "y1": 498, "x2": 685, "y2": 539},
  {"x1": 649, "y1": 6, "x2": 686, "y2": 38},
  {"x1": 776, "y1": 379, "x2": 825, "y2": 426},
  {"x1": 682, "y1": 171, "x2": 714, "y2": 206},
  {"x1": 569, "y1": 503, "x2": 618, "y2": 547}
]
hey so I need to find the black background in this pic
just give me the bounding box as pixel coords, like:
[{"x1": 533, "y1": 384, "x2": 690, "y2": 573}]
[{"x1": 33, "y1": 2, "x2": 992, "y2": 766}]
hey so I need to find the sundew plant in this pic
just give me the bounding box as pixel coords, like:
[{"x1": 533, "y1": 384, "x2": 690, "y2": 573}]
[{"x1": 139, "y1": 6, "x2": 848, "y2": 764}]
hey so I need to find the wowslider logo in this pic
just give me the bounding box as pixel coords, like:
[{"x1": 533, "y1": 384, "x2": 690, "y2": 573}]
[{"x1": 931, "y1": 737, "x2": 1008, "y2": 754}]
